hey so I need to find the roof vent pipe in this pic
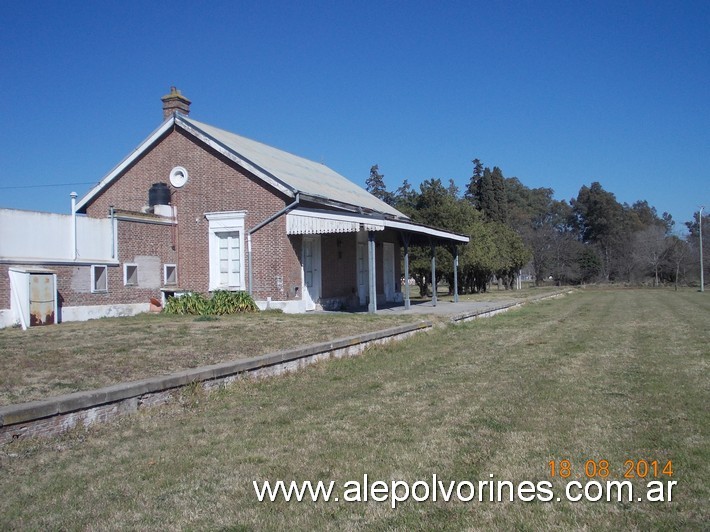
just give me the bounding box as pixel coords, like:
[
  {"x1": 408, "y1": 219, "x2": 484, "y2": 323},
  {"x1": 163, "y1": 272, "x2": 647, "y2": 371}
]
[{"x1": 70, "y1": 192, "x2": 78, "y2": 260}]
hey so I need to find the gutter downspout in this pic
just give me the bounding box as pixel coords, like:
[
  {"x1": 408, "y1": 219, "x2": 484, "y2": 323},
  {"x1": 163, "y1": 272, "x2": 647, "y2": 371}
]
[
  {"x1": 171, "y1": 191, "x2": 179, "y2": 289},
  {"x1": 247, "y1": 192, "x2": 300, "y2": 296},
  {"x1": 109, "y1": 206, "x2": 116, "y2": 260},
  {"x1": 70, "y1": 192, "x2": 78, "y2": 260}
]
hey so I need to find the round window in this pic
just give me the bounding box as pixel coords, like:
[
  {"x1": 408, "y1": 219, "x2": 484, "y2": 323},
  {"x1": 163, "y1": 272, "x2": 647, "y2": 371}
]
[{"x1": 169, "y1": 166, "x2": 189, "y2": 188}]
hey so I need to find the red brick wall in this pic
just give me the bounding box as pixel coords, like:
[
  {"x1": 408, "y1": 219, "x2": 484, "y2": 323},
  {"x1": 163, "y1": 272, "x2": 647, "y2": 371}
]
[
  {"x1": 320, "y1": 231, "x2": 402, "y2": 303},
  {"x1": 1, "y1": 127, "x2": 404, "y2": 316},
  {"x1": 0, "y1": 265, "x2": 10, "y2": 310},
  {"x1": 321, "y1": 233, "x2": 358, "y2": 300},
  {"x1": 0, "y1": 219, "x2": 174, "y2": 313},
  {"x1": 83, "y1": 128, "x2": 300, "y2": 302}
]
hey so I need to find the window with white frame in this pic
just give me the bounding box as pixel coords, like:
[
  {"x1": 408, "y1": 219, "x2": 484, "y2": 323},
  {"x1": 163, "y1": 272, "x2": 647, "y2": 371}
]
[
  {"x1": 124, "y1": 264, "x2": 138, "y2": 286},
  {"x1": 206, "y1": 211, "x2": 246, "y2": 291},
  {"x1": 91, "y1": 265, "x2": 108, "y2": 293},
  {"x1": 164, "y1": 264, "x2": 177, "y2": 285}
]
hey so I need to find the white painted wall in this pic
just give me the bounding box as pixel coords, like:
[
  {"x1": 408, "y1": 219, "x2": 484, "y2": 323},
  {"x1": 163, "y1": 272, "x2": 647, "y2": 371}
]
[
  {"x1": 0, "y1": 309, "x2": 16, "y2": 328},
  {"x1": 255, "y1": 299, "x2": 308, "y2": 313},
  {"x1": 60, "y1": 303, "x2": 150, "y2": 322},
  {"x1": 75, "y1": 216, "x2": 115, "y2": 261},
  {"x1": 0, "y1": 302, "x2": 151, "y2": 330},
  {"x1": 0, "y1": 209, "x2": 114, "y2": 262}
]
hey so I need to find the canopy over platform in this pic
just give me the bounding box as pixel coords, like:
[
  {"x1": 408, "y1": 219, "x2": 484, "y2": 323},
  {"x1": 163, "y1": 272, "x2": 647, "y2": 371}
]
[
  {"x1": 286, "y1": 208, "x2": 468, "y2": 313},
  {"x1": 286, "y1": 208, "x2": 468, "y2": 243}
]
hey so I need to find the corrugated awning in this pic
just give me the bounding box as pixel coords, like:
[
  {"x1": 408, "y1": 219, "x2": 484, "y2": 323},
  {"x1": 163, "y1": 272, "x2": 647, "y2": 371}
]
[
  {"x1": 286, "y1": 209, "x2": 385, "y2": 235},
  {"x1": 286, "y1": 208, "x2": 469, "y2": 243}
]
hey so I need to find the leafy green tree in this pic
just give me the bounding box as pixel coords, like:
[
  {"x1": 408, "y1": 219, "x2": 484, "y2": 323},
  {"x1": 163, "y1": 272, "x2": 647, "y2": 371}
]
[
  {"x1": 571, "y1": 182, "x2": 628, "y2": 280},
  {"x1": 392, "y1": 177, "x2": 482, "y2": 296},
  {"x1": 501, "y1": 176, "x2": 574, "y2": 285},
  {"x1": 366, "y1": 164, "x2": 394, "y2": 205},
  {"x1": 406, "y1": 179, "x2": 478, "y2": 295},
  {"x1": 471, "y1": 167, "x2": 507, "y2": 223},
  {"x1": 577, "y1": 246, "x2": 603, "y2": 284},
  {"x1": 460, "y1": 218, "x2": 498, "y2": 293},
  {"x1": 464, "y1": 158, "x2": 484, "y2": 203},
  {"x1": 571, "y1": 182, "x2": 624, "y2": 244},
  {"x1": 628, "y1": 200, "x2": 673, "y2": 233},
  {"x1": 489, "y1": 222, "x2": 531, "y2": 289},
  {"x1": 549, "y1": 234, "x2": 586, "y2": 285},
  {"x1": 393, "y1": 179, "x2": 418, "y2": 215},
  {"x1": 490, "y1": 167, "x2": 508, "y2": 224},
  {"x1": 464, "y1": 160, "x2": 507, "y2": 223}
]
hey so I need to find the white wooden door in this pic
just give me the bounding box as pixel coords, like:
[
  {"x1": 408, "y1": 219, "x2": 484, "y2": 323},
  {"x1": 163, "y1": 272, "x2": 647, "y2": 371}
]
[
  {"x1": 303, "y1": 236, "x2": 321, "y2": 310},
  {"x1": 218, "y1": 231, "x2": 242, "y2": 288},
  {"x1": 383, "y1": 242, "x2": 395, "y2": 302}
]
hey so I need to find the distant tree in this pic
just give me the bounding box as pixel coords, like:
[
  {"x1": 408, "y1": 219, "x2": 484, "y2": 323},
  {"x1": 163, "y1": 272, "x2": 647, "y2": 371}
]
[
  {"x1": 460, "y1": 218, "x2": 498, "y2": 293},
  {"x1": 664, "y1": 236, "x2": 691, "y2": 290},
  {"x1": 632, "y1": 225, "x2": 670, "y2": 286},
  {"x1": 465, "y1": 160, "x2": 507, "y2": 223},
  {"x1": 685, "y1": 212, "x2": 710, "y2": 286},
  {"x1": 406, "y1": 179, "x2": 479, "y2": 296},
  {"x1": 472, "y1": 167, "x2": 508, "y2": 223},
  {"x1": 571, "y1": 182, "x2": 624, "y2": 244},
  {"x1": 549, "y1": 234, "x2": 586, "y2": 285},
  {"x1": 662, "y1": 212, "x2": 675, "y2": 233},
  {"x1": 571, "y1": 182, "x2": 627, "y2": 280},
  {"x1": 504, "y1": 177, "x2": 554, "y2": 229},
  {"x1": 490, "y1": 222, "x2": 531, "y2": 289},
  {"x1": 366, "y1": 164, "x2": 394, "y2": 205},
  {"x1": 393, "y1": 179, "x2": 418, "y2": 215},
  {"x1": 577, "y1": 246, "x2": 603, "y2": 284},
  {"x1": 395, "y1": 161, "x2": 677, "y2": 291},
  {"x1": 490, "y1": 167, "x2": 508, "y2": 224},
  {"x1": 447, "y1": 178, "x2": 460, "y2": 199},
  {"x1": 464, "y1": 158, "x2": 484, "y2": 204}
]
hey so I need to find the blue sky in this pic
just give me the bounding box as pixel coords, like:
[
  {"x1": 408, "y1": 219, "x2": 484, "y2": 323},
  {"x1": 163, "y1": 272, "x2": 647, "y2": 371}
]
[{"x1": 1, "y1": 1, "x2": 708, "y2": 232}]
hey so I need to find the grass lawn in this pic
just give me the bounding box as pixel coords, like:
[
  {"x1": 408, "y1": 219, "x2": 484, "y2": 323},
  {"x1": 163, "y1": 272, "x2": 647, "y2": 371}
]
[
  {"x1": 0, "y1": 312, "x2": 420, "y2": 406},
  {"x1": 0, "y1": 287, "x2": 558, "y2": 406},
  {"x1": 410, "y1": 283, "x2": 560, "y2": 303},
  {"x1": 0, "y1": 289, "x2": 707, "y2": 529}
]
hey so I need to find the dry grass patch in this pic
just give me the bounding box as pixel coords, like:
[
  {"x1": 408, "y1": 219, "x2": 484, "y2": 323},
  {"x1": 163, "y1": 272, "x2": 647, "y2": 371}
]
[{"x1": 0, "y1": 311, "x2": 419, "y2": 405}]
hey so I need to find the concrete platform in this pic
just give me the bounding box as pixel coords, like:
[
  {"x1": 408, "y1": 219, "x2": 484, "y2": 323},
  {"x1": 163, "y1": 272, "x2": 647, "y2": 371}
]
[
  {"x1": 323, "y1": 298, "x2": 520, "y2": 317},
  {"x1": 374, "y1": 299, "x2": 519, "y2": 316}
]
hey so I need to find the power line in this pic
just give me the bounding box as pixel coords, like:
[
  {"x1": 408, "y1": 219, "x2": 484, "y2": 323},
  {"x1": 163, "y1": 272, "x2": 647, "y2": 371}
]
[{"x1": 0, "y1": 181, "x2": 96, "y2": 190}]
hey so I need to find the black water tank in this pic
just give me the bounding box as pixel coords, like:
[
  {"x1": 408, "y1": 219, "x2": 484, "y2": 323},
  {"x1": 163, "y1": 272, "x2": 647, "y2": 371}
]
[{"x1": 149, "y1": 182, "x2": 171, "y2": 206}]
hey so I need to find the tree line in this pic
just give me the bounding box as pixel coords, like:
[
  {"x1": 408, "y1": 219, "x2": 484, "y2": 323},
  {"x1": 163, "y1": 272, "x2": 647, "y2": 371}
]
[{"x1": 366, "y1": 161, "x2": 707, "y2": 292}]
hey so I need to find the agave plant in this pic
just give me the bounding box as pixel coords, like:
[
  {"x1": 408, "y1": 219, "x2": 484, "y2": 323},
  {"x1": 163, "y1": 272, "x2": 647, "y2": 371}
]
[
  {"x1": 163, "y1": 290, "x2": 257, "y2": 315},
  {"x1": 208, "y1": 290, "x2": 258, "y2": 314},
  {"x1": 163, "y1": 292, "x2": 209, "y2": 315}
]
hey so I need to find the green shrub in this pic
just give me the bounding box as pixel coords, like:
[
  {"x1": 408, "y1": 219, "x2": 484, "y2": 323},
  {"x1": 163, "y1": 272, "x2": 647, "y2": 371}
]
[
  {"x1": 163, "y1": 290, "x2": 258, "y2": 316},
  {"x1": 164, "y1": 292, "x2": 208, "y2": 315},
  {"x1": 209, "y1": 290, "x2": 259, "y2": 314}
]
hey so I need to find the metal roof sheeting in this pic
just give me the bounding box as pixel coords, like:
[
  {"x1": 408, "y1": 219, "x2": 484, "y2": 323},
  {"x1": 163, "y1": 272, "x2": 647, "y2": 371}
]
[
  {"x1": 182, "y1": 117, "x2": 406, "y2": 219},
  {"x1": 74, "y1": 113, "x2": 468, "y2": 243}
]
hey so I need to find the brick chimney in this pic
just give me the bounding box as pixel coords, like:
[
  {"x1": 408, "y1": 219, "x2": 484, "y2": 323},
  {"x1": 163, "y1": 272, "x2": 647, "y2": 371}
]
[{"x1": 161, "y1": 86, "x2": 191, "y2": 120}]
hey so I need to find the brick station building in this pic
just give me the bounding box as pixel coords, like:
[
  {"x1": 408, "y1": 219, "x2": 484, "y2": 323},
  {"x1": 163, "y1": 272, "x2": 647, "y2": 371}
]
[{"x1": 0, "y1": 88, "x2": 467, "y2": 328}]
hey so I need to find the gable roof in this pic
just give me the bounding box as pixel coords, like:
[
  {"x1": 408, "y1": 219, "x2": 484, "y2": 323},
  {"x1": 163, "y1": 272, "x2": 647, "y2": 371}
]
[{"x1": 76, "y1": 114, "x2": 406, "y2": 219}]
